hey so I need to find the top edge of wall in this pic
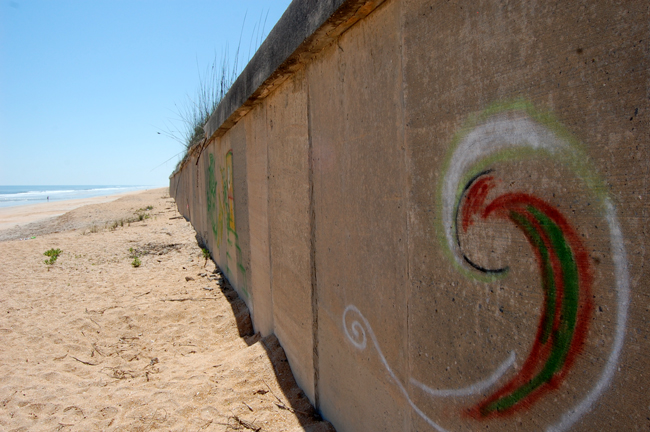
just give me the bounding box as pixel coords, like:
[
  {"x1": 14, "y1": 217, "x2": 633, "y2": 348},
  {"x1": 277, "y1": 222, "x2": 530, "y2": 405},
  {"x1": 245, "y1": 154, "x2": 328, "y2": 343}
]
[{"x1": 203, "y1": 0, "x2": 386, "y2": 143}]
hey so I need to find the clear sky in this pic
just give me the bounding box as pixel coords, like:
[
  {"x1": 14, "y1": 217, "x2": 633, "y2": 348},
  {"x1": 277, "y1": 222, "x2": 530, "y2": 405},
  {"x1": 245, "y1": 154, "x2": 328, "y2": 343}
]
[{"x1": 0, "y1": 0, "x2": 292, "y2": 187}]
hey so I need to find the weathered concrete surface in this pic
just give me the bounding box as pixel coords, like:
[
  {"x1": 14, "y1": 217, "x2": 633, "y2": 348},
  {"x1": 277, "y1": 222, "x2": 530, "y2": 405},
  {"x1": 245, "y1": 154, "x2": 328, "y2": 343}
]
[
  {"x1": 400, "y1": 2, "x2": 649, "y2": 430},
  {"x1": 244, "y1": 103, "x2": 273, "y2": 336},
  {"x1": 308, "y1": 1, "x2": 409, "y2": 429},
  {"x1": 266, "y1": 70, "x2": 315, "y2": 402},
  {"x1": 171, "y1": 0, "x2": 649, "y2": 431}
]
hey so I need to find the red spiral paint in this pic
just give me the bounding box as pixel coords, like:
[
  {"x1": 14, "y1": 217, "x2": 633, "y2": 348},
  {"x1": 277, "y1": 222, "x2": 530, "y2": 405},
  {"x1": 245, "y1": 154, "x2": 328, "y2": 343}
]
[{"x1": 458, "y1": 182, "x2": 593, "y2": 418}]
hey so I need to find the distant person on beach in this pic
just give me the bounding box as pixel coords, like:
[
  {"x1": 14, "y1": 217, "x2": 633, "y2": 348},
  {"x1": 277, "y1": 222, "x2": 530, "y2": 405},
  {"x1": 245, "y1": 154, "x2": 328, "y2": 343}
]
[{"x1": 47, "y1": 196, "x2": 49, "y2": 202}]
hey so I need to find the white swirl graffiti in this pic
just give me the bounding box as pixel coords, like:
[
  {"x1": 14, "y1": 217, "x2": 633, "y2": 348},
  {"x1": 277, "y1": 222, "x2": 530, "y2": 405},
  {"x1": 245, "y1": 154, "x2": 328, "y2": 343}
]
[{"x1": 342, "y1": 102, "x2": 630, "y2": 431}]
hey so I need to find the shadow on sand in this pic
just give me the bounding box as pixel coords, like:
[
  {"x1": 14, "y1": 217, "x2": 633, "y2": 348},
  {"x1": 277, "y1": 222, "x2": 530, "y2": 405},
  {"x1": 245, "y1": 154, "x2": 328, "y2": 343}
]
[{"x1": 209, "y1": 262, "x2": 335, "y2": 432}]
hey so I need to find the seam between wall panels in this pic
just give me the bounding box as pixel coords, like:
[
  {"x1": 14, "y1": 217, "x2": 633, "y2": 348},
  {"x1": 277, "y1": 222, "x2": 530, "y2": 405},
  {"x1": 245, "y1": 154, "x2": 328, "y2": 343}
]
[
  {"x1": 307, "y1": 79, "x2": 320, "y2": 411},
  {"x1": 264, "y1": 104, "x2": 274, "y2": 332},
  {"x1": 265, "y1": 103, "x2": 275, "y2": 337},
  {"x1": 397, "y1": 0, "x2": 412, "y2": 429}
]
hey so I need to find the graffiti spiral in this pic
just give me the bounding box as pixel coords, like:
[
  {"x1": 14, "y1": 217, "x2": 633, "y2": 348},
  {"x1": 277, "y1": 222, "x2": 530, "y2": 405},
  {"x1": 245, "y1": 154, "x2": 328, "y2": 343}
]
[
  {"x1": 461, "y1": 179, "x2": 593, "y2": 418},
  {"x1": 343, "y1": 101, "x2": 629, "y2": 431}
]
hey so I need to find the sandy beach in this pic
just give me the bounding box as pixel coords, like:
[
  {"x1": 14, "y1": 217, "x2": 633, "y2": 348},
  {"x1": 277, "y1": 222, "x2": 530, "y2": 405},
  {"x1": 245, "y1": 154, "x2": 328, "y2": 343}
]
[{"x1": 0, "y1": 188, "x2": 333, "y2": 432}]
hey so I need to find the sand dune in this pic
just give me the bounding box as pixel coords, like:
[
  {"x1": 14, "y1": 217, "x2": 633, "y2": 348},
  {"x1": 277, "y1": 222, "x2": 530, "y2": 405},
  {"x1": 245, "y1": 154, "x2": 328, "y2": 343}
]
[{"x1": 0, "y1": 188, "x2": 333, "y2": 432}]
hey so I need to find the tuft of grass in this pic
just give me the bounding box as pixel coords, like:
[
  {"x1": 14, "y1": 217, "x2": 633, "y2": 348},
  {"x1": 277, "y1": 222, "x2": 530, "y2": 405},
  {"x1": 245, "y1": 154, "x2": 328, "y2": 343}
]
[
  {"x1": 161, "y1": 11, "x2": 272, "y2": 173},
  {"x1": 202, "y1": 248, "x2": 211, "y2": 267},
  {"x1": 167, "y1": 50, "x2": 239, "y2": 173},
  {"x1": 129, "y1": 247, "x2": 141, "y2": 267},
  {"x1": 129, "y1": 247, "x2": 142, "y2": 268},
  {"x1": 44, "y1": 248, "x2": 62, "y2": 265}
]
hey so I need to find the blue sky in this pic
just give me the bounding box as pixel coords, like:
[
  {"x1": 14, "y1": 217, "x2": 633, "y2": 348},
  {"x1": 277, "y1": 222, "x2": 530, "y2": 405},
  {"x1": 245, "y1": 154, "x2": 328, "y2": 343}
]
[{"x1": 0, "y1": 0, "x2": 292, "y2": 186}]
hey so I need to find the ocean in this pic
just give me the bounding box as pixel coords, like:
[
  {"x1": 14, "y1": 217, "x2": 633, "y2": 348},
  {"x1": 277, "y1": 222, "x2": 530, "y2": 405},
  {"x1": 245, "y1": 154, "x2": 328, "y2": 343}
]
[{"x1": 0, "y1": 185, "x2": 152, "y2": 209}]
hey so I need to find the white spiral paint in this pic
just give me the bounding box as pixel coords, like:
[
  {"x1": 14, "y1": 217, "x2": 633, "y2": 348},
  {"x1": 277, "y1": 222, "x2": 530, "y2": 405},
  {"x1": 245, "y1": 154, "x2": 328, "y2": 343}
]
[
  {"x1": 410, "y1": 351, "x2": 516, "y2": 398},
  {"x1": 343, "y1": 305, "x2": 451, "y2": 432},
  {"x1": 441, "y1": 113, "x2": 565, "y2": 273},
  {"x1": 343, "y1": 305, "x2": 367, "y2": 350},
  {"x1": 439, "y1": 110, "x2": 630, "y2": 431},
  {"x1": 344, "y1": 305, "x2": 518, "y2": 431},
  {"x1": 341, "y1": 107, "x2": 630, "y2": 431},
  {"x1": 548, "y1": 200, "x2": 630, "y2": 432}
]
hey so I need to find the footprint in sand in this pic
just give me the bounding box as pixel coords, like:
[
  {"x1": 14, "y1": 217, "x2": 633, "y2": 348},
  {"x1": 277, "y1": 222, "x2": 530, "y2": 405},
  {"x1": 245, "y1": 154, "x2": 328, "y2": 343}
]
[
  {"x1": 60, "y1": 406, "x2": 84, "y2": 425},
  {"x1": 96, "y1": 406, "x2": 118, "y2": 419},
  {"x1": 25, "y1": 402, "x2": 59, "y2": 417},
  {"x1": 200, "y1": 406, "x2": 220, "y2": 421}
]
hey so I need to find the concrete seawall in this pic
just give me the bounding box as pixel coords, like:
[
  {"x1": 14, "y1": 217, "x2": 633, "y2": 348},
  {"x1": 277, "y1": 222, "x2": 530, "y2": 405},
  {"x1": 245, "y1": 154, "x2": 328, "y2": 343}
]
[{"x1": 170, "y1": 1, "x2": 649, "y2": 430}]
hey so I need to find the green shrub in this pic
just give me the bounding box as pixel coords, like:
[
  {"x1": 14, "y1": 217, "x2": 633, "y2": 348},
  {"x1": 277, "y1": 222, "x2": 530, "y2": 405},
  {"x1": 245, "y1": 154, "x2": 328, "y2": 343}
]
[
  {"x1": 43, "y1": 248, "x2": 62, "y2": 265},
  {"x1": 202, "y1": 248, "x2": 210, "y2": 267}
]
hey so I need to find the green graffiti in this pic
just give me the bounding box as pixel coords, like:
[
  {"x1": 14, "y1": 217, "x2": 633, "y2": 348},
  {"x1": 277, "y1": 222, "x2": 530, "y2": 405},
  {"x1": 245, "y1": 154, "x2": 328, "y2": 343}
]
[
  {"x1": 478, "y1": 203, "x2": 582, "y2": 416},
  {"x1": 205, "y1": 150, "x2": 248, "y2": 297},
  {"x1": 206, "y1": 154, "x2": 221, "y2": 243}
]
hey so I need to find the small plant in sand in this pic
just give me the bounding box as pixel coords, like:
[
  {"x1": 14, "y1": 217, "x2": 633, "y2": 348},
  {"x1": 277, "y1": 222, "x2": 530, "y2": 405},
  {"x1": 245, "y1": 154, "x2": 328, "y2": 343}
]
[
  {"x1": 43, "y1": 248, "x2": 62, "y2": 265},
  {"x1": 202, "y1": 248, "x2": 211, "y2": 267},
  {"x1": 134, "y1": 210, "x2": 150, "y2": 222},
  {"x1": 129, "y1": 247, "x2": 142, "y2": 267}
]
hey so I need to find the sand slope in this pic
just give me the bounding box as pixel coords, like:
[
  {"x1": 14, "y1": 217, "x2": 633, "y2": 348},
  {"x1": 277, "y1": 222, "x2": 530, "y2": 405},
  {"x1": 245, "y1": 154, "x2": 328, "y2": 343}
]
[
  {"x1": 0, "y1": 190, "x2": 147, "y2": 233},
  {"x1": 0, "y1": 188, "x2": 333, "y2": 432}
]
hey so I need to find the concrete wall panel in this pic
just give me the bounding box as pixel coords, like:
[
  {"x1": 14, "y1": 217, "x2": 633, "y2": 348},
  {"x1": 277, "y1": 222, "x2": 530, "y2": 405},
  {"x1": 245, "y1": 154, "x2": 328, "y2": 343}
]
[
  {"x1": 245, "y1": 103, "x2": 273, "y2": 336},
  {"x1": 267, "y1": 70, "x2": 315, "y2": 402},
  {"x1": 231, "y1": 122, "x2": 252, "y2": 301},
  {"x1": 401, "y1": 1, "x2": 648, "y2": 431},
  {"x1": 308, "y1": 1, "x2": 409, "y2": 429},
  {"x1": 197, "y1": 133, "x2": 252, "y2": 302}
]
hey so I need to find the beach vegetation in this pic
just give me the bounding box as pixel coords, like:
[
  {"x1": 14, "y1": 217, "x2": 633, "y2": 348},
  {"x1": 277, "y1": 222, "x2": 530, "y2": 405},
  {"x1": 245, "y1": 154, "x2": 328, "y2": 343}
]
[
  {"x1": 166, "y1": 51, "x2": 240, "y2": 172},
  {"x1": 166, "y1": 12, "x2": 271, "y2": 172},
  {"x1": 129, "y1": 247, "x2": 142, "y2": 267},
  {"x1": 43, "y1": 248, "x2": 62, "y2": 265},
  {"x1": 131, "y1": 207, "x2": 152, "y2": 222},
  {"x1": 202, "y1": 248, "x2": 211, "y2": 267}
]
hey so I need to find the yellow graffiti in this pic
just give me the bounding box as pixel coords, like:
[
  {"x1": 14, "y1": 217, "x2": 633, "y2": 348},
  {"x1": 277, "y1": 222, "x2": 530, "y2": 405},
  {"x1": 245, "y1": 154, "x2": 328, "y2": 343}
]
[{"x1": 206, "y1": 149, "x2": 248, "y2": 297}]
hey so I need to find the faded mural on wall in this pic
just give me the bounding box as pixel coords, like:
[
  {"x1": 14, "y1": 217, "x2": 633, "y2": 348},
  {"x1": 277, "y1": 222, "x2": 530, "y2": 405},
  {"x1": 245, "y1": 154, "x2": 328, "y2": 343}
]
[
  {"x1": 207, "y1": 150, "x2": 248, "y2": 296},
  {"x1": 343, "y1": 101, "x2": 629, "y2": 431}
]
